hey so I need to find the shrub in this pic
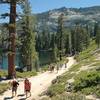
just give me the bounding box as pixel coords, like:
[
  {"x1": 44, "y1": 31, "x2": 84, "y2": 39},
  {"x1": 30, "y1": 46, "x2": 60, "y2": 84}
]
[
  {"x1": 73, "y1": 70, "x2": 100, "y2": 97},
  {"x1": 47, "y1": 83, "x2": 65, "y2": 97},
  {"x1": 16, "y1": 71, "x2": 37, "y2": 78},
  {"x1": 51, "y1": 93, "x2": 86, "y2": 100}
]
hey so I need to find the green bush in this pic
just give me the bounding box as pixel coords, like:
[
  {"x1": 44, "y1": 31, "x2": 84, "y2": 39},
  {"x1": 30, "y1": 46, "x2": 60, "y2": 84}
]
[
  {"x1": 40, "y1": 65, "x2": 49, "y2": 72},
  {"x1": 73, "y1": 70, "x2": 100, "y2": 97},
  {"x1": 95, "y1": 86, "x2": 100, "y2": 98}
]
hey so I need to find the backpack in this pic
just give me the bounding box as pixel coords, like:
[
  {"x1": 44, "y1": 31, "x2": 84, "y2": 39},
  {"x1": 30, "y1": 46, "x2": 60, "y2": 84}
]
[{"x1": 12, "y1": 81, "x2": 19, "y2": 87}]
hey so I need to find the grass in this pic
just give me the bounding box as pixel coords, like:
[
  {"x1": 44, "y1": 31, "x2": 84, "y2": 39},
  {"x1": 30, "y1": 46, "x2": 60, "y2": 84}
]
[
  {"x1": 92, "y1": 62, "x2": 100, "y2": 67},
  {"x1": 41, "y1": 93, "x2": 86, "y2": 100},
  {"x1": 0, "y1": 70, "x2": 7, "y2": 78},
  {"x1": 51, "y1": 93, "x2": 86, "y2": 100},
  {"x1": 69, "y1": 63, "x2": 82, "y2": 72},
  {"x1": 0, "y1": 83, "x2": 10, "y2": 94},
  {"x1": 0, "y1": 70, "x2": 37, "y2": 79},
  {"x1": 16, "y1": 71, "x2": 37, "y2": 78}
]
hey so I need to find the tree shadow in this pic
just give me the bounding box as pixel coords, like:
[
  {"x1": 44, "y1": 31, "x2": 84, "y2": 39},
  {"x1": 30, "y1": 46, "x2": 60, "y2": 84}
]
[
  {"x1": 17, "y1": 94, "x2": 26, "y2": 100},
  {"x1": 4, "y1": 96, "x2": 13, "y2": 100},
  {"x1": 17, "y1": 94, "x2": 25, "y2": 97}
]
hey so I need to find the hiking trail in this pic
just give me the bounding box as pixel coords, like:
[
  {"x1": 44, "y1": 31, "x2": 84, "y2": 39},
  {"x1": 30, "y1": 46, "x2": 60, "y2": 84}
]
[{"x1": 0, "y1": 57, "x2": 76, "y2": 100}]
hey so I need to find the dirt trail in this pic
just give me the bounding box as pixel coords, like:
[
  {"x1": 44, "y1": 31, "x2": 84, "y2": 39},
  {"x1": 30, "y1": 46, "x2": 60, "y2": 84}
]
[{"x1": 0, "y1": 57, "x2": 76, "y2": 100}]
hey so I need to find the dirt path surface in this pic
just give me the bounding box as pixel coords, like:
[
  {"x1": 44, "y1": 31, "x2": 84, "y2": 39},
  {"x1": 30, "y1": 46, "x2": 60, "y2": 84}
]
[{"x1": 0, "y1": 57, "x2": 76, "y2": 100}]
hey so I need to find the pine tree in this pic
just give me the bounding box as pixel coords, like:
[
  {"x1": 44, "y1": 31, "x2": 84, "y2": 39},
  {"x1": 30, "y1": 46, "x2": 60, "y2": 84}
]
[
  {"x1": 56, "y1": 14, "x2": 64, "y2": 60},
  {"x1": 82, "y1": 27, "x2": 90, "y2": 49},
  {"x1": 85, "y1": 25, "x2": 90, "y2": 48},
  {"x1": 95, "y1": 23, "x2": 100, "y2": 48},
  {"x1": 72, "y1": 25, "x2": 83, "y2": 53},
  {"x1": 50, "y1": 33, "x2": 57, "y2": 62},
  {"x1": 71, "y1": 28, "x2": 77, "y2": 54},
  {"x1": 71, "y1": 24, "x2": 90, "y2": 54},
  {"x1": 19, "y1": 0, "x2": 37, "y2": 71},
  {"x1": 65, "y1": 33, "x2": 70, "y2": 54}
]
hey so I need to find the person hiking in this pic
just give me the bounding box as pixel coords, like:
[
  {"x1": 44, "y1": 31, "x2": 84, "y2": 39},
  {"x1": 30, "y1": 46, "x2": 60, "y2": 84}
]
[
  {"x1": 24, "y1": 78, "x2": 31, "y2": 98},
  {"x1": 65, "y1": 62, "x2": 67, "y2": 68},
  {"x1": 11, "y1": 78, "x2": 19, "y2": 97},
  {"x1": 56, "y1": 64, "x2": 59, "y2": 73},
  {"x1": 12, "y1": 71, "x2": 16, "y2": 78}
]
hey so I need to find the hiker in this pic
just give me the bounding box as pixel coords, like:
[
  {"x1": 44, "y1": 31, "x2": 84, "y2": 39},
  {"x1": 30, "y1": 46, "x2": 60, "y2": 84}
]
[
  {"x1": 24, "y1": 78, "x2": 31, "y2": 98},
  {"x1": 65, "y1": 62, "x2": 67, "y2": 68},
  {"x1": 11, "y1": 78, "x2": 19, "y2": 97},
  {"x1": 12, "y1": 71, "x2": 16, "y2": 78},
  {"x1": 51, "y1": 65, "x2": 55, "y2": 72},
  {"x1": 56, "y1": 63, "x2": 59, "y2": 73},
  {"x1": 49, "y1": 65, "x2": 53, "y2": 72},
  {"x1": 59, "y1": 63, "x2": 62, "y2": 69},
  {"x1": 48, "y1": 65, "x2": 51, "y2": 71}
]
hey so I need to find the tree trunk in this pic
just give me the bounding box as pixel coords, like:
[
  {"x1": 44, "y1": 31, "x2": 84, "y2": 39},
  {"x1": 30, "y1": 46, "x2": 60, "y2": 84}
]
[{"x1": 8, "y1": 0, "x2": 16, "y2": 78}]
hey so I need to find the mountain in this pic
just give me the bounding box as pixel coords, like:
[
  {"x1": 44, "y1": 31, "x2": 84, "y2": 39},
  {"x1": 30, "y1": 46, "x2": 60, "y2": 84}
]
[{"x1": 36, "y1": 6, "x2": 100, "y2": 32}]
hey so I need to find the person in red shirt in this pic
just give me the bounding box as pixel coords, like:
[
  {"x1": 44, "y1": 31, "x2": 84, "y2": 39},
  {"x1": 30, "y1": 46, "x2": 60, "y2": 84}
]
[{"x1": 24, "y1": 78, "x2": 31, "y2": 98}]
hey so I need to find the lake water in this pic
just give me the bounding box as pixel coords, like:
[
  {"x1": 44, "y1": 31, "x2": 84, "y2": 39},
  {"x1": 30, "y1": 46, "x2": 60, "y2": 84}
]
[
  {"x1": 1, "y1": 54, "x2": 19, "y2": 70},
  {"x1": 1, "y1": 50, "x2": 54, "y2": 70}
]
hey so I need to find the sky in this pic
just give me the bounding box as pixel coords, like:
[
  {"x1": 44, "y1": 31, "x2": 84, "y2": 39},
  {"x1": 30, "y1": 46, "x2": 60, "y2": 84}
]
[
  {"x1": 0, "y1": 0, "x2": 100, "y2": 23},
  {"x1": 30, "y1": 0, "x2": 100, "y2": 13}
]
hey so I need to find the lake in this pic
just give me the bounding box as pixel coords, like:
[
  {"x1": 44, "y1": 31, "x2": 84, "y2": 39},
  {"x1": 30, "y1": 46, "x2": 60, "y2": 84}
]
[{"x1": 0, "y1": 50, "x2": 54, "y2": 70}]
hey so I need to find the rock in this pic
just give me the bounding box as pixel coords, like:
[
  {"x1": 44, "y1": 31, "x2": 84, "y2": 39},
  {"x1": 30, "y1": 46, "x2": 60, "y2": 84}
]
[
  {"x1": 65, "y1": 82, "x2": 73, "y2": 92},
  {"x1": 52, "y1": 79, "x2": 57, "y2": 84}
]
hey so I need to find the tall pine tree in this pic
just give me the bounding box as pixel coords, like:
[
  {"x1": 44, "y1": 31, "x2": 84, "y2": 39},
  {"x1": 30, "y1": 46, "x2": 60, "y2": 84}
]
[
  {"x1": 19, "y1": 0, "x2": 37, "y2": 71},
  {"x1": 95, "y1": 23, "x2": 100, "y2": 48},
  {"x1": 56, "y1": 14, "x2": 64, "y2": 60}
]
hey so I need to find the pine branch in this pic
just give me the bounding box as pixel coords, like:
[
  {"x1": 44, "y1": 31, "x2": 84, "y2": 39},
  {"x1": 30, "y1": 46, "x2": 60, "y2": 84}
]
[
  {"x1": 0, "y1": 0, "x2": 25, "y2": 4},
  {"x1": 0, "y1": 0, "x2": 10, "y2": 3},
  {"x1": 0, "y1": 13, "x2": 10, "y2": 19}
]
